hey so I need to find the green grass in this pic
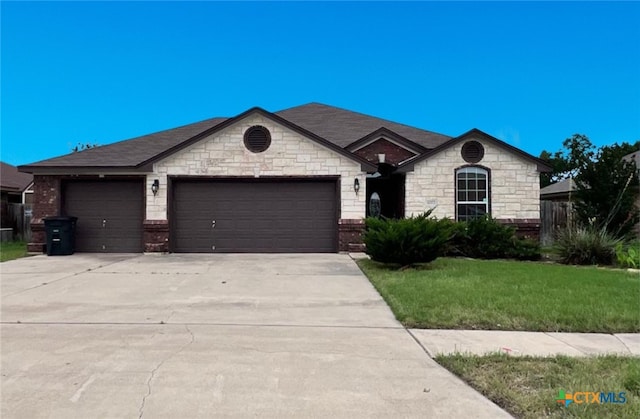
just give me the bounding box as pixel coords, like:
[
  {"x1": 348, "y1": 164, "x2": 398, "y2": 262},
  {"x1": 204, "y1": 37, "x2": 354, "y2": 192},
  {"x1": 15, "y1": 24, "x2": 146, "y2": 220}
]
[
  {"x1": 0, "y1": 241, "x2": 28, "y2": 262},
  {"x1": 436, "y1": 354, "x2": 640, "y2": 419},
  {"x1": 357, "y1": 258, "x2": 640, "y2": 332}
]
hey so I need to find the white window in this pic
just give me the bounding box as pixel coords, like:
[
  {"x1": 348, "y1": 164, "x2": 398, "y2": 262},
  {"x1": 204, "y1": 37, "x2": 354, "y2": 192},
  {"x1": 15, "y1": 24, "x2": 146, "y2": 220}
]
[{"x1": 456, "y1": 167, "x2": 489, "y2": 221}]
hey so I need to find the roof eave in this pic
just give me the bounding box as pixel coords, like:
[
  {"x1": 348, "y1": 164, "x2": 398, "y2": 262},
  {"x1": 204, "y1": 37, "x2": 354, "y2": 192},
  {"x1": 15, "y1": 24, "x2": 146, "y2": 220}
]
[{"x1": 18, "y1": 165, "x2": 153, "y2": 175}]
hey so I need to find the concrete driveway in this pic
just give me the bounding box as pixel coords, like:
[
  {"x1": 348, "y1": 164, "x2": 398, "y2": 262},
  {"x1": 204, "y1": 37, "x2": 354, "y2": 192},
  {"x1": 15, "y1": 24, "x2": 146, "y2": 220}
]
[{"x1": 1, "y1": 254, "x2": 511, "y2": 418}]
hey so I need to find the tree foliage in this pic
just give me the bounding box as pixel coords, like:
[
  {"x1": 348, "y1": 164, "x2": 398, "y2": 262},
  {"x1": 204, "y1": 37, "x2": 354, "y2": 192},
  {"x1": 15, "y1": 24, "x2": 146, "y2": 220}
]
[
  {"x1": 541, "y1": 134, "x2": 639, "y2": 237},
  {"x1": 71, "y1": 143, "x2": 99, "y2": 153},
  {"x1": 574, "y1": 142, "x2": 639, "y2": 237},
  {"x1": 539, "y1": 134, "x2": 595, "y2": 187}
]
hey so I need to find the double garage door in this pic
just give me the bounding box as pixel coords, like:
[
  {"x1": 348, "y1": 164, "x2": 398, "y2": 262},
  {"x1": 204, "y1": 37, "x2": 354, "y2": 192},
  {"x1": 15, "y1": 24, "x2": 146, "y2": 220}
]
[
  {"x1": 171, "y1": 178, "x2": 338, "y2": 253},
  {"x1": 63, "y1": 178, "x2": 338, "y2": 253}
]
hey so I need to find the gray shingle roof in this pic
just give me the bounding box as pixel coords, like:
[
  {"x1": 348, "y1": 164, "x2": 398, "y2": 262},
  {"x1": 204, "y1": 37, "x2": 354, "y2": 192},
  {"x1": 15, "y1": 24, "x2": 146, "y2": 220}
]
[
  {"x1": 1, "y1": 162, "x2": 33, "y2": 191},
  {"x1": 540, "y1": 178, "x2": 577, "y2": 196},
  {"x1": 276, "y1": 103, "x2": 451, "y2": 149},
  {"x1": 23, "y1": 117, "x2": 228, "y2": 168},
  {"x1": 20, "y1": 103, "x2": 451, "y2": 170}
]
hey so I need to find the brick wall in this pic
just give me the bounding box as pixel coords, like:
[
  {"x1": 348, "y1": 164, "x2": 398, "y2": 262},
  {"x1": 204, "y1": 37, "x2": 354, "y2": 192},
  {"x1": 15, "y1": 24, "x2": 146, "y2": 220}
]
[
  {"x1": 28, "y1": 175, "x2": 62, "y2": 252},
  {"x1": 353, "y1": 138, "x2": 416, "y2": 165},
  {"x1": 338, "y1": 219, "x2": 365, "y2": 252},
  {"x1": 143, "y1": 220, "x2": 169, "y2": 252}
]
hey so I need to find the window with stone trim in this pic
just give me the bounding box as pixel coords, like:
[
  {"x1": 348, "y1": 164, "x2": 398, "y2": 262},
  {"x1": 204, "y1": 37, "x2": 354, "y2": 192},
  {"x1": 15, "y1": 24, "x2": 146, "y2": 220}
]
[{"x1": 456, "y1": 166, "x2": 489, "y2": 221}]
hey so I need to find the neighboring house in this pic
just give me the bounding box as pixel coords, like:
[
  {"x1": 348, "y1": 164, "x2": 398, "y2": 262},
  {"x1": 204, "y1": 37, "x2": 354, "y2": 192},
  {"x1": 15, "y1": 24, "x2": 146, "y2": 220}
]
[
  {"x1": 1, "y1": 162, "x2": 34, "y2": 205},
  {"x1": 540, "y1": 178, "x2": 577, "y2": 202},
  {"x1": 19, "y1": 103, "x2": 550, "y2": 253}
]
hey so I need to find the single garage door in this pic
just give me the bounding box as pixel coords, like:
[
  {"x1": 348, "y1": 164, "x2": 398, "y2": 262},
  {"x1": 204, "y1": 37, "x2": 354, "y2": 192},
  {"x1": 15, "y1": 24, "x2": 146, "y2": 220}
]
[
  {"x1": 63, "y1": 180, "x2": 144, "y2": 252},
  {"x1": 172, "y1": 178, "x2": 338, "y2": 253}
]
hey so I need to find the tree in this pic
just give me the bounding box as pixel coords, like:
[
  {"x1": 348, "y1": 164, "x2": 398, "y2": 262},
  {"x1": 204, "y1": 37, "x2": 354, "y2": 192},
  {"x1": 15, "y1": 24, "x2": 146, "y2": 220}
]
[
  {"x1": 539, "y1": 134, "x2": 595, "y2": 187},
  {"x1": 574, "y1": 142, "x2": 639, "y2": 237},
  {"x1": 71, "y1": 143, "x2": 99, "y2": 153}
]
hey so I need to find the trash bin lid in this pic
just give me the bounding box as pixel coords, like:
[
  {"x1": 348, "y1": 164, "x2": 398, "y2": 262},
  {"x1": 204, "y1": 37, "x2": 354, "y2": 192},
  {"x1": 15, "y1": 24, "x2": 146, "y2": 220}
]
[{"x1": 43, "y1": 216, "x2": 78, "y2": 222}]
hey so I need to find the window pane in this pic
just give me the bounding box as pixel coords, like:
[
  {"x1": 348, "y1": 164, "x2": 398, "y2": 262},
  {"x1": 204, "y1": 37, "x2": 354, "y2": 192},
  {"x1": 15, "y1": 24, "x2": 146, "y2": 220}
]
[
  {"x1": 458, "y1": 179, "x2": 466, "y2": 190},
  {"x1": 458, "y1": 191, "x2": 466, "y2": 201},
  {"x1": 468, "y1": 191, "x2": 477, "y2": 201},
  {"x1": 468, "y1": 179, "x2": 477, "y2": 190},
  {"x1": 478, "y1": 179, "x2": 486, "y2": 189},
  {"x1": 478, "y1": 191, "x2": 486, "y2": 201}
]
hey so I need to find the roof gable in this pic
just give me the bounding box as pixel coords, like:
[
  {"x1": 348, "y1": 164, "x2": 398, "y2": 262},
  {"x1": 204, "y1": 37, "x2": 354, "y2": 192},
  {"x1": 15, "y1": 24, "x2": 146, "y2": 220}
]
[
  {"x1": 345, "y1": 127, "x2": 428, "y2": 155},
  {"x1": 398, "y1": 128, "x2": 552, "y2": 173},
  {"x1": 145, "y1": 107, "x2": 377, "y2": 171}
]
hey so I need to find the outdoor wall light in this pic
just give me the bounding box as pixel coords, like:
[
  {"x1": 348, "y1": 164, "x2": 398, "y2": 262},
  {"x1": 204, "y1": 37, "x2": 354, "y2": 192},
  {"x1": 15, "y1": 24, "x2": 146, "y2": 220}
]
[
  {"x1": 151, "y1": 179, "x2": 160, "y2": 196},
  {"x1": 354, "y1": 178, "x2": 360, "y2": 194}
]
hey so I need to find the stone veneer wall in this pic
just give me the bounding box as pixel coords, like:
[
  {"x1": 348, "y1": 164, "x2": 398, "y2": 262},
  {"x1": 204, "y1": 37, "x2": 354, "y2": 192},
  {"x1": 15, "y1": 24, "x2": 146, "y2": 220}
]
[{"x1": 405, "y1": 138, "x2": 540, "y2": 223}]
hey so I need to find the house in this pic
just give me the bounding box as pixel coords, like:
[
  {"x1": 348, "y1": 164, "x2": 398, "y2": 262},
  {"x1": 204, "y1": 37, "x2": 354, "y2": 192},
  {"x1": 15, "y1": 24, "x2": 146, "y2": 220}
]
[
  {"x1": 1, "y1": 162, "x2": 34, "y2": 205},
  {"x1": 19, "y1": 103, "x2": 551, "y2": 253},
  {"x1": 540, "y1": 178, "x2": 577, "y2": 202}
]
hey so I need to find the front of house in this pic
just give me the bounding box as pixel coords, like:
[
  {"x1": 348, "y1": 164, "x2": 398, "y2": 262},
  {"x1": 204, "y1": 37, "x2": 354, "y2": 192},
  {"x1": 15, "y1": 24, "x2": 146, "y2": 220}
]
[{"x1": 19, "y1": 103, "x2": 550, "y2": 253}]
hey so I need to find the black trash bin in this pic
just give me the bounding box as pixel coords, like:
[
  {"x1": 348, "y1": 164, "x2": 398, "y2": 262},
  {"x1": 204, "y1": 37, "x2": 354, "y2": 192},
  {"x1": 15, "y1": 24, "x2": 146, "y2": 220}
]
[{"x1": 44, "y1": 216, "x2": 78, "y2": 256}]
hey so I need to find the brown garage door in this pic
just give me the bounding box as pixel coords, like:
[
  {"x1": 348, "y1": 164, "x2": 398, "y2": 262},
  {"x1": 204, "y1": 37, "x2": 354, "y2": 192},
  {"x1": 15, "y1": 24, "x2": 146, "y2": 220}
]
[
  {"x1": 63, "y1": 180, "x2": 144, "y2": 252},
  {"x1": 172, "y1": 178, "x2": 338, "y2": 253}
]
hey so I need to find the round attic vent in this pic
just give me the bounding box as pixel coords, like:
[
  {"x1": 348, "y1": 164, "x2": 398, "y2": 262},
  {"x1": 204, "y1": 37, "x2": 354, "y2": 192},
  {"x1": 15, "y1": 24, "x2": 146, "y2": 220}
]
[
  {"x1": 244, "y1": 126, "x2": 271, "y2": 153},
  {"x1": 461, "y1": 141, "x2": 484, "y2": 163}
]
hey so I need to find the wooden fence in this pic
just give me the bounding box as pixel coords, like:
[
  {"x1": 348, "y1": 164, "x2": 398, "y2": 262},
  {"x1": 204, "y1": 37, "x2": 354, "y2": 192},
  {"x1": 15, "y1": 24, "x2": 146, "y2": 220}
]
[
  {"x1": 0, "y1": 202, "x2": 32, "y2": 241},
  {"x1": 540, "y1": 200, "x2": 574, "y2": 246}
]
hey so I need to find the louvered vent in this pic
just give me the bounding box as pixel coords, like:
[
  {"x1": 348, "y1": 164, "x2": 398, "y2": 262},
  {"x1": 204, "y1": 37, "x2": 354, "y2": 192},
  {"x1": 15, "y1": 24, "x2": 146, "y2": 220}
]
[
  {"x1": 244, "y1": 126, "x2": 271, "y2": 153},
  {"x1": 461, "y1": 141, "x2": 484, "y2": 163}
]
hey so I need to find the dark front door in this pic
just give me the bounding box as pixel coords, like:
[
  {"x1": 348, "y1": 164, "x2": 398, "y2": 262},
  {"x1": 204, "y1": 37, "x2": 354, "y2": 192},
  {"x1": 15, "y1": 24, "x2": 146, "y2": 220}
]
[
  {"x1": 171, "y1": 178, "x2": 338, "y2": 253},
  {"x1": 63, "y1": 180, "x2": 144, "y2": 252},
  {"x1": 366, "y1": 174, "x2": 405, "y2": 218}
]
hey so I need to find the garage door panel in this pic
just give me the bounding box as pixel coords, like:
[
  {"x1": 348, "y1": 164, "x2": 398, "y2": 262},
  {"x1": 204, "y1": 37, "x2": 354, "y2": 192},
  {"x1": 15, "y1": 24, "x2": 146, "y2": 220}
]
[
  {"x1": 63, "y1": 181, "x2": 144, "y2": 253},
  {"x1": 172, "y1": 179, "x2": 337, "y2": 253}
]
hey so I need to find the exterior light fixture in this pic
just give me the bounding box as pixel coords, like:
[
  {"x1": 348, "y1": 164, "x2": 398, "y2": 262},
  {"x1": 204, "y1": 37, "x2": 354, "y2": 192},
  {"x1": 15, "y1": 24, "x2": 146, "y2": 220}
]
[
  {"x1": 151, "y1": 179, "x2": 160, "y2": 196},
  {"x1": 354, "y1": 178, "x2": 360, "y2": 194},
  {"x1": 378, "y1": 153, "x2": 386, "y2": 164}
]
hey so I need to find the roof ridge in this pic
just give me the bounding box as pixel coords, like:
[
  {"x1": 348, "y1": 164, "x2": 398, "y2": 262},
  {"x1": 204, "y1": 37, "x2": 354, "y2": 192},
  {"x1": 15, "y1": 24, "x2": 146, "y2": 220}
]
[{"x1": 277, "y1": 102, "x2": 450, "y2": 138}]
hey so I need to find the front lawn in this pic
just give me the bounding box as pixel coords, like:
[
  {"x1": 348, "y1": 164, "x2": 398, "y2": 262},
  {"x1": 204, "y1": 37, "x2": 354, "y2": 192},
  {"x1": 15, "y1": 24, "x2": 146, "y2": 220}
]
[
  {"x1": 436, "y1": 354, "x2": 640, "y2": 419},
  {"x1": 0, "y1": 241, "x2": 28, "y2": 262},
  {"x1": 357, "y1": 258, "x2": 640, "y2": 333}
]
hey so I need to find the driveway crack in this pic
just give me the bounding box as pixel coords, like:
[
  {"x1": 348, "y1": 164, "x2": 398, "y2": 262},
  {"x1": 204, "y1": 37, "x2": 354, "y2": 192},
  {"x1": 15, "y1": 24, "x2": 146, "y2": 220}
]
[{"x1": 138, "y1": 325, "x2": 195, "y2": 419}]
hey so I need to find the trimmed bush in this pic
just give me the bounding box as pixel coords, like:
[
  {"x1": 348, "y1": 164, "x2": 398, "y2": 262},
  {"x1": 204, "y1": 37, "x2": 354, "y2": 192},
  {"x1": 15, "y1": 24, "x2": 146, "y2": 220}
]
[
  {"x1": 363, "y1": 212, "x2": 453, "y2": 266},
  {"x1": 555, "y1": 226, "x2": 621, "y2": 265},
  {"x1": 450, "y1": 216, "x2": 541, "y2": 260}
]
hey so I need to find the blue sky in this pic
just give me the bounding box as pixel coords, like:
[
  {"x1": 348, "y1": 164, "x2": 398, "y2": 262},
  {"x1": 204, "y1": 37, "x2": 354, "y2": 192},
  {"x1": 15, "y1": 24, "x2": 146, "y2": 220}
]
[{"x1": 1, "y1": 1, "x2": 639, "y2": 166}]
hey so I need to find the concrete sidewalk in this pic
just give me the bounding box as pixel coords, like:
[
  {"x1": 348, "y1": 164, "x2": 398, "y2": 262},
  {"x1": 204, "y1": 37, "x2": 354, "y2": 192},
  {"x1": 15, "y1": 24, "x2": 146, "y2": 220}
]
[{"x1": 410, "y1": 329, "x2": 640, "y2": 357}]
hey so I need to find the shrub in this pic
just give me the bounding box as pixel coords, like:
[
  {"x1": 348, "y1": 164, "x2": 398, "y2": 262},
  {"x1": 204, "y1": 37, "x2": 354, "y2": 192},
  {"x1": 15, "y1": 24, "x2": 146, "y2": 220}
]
[
  {"x1": 363, "y1": 212, "x2": 453, "y2": 266},
  {"x1": 508, "y1": 238, "x2": 542, "y2": 261},
  {"x1": 615, "y1": 242, "x2": 640, "y2": 269},
  {"x1": 555, "y1": 226, "x2": 622, "y2": 265},
  {"x1": 457, "y1": 217, "x2": 516, "y2": 259}
]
